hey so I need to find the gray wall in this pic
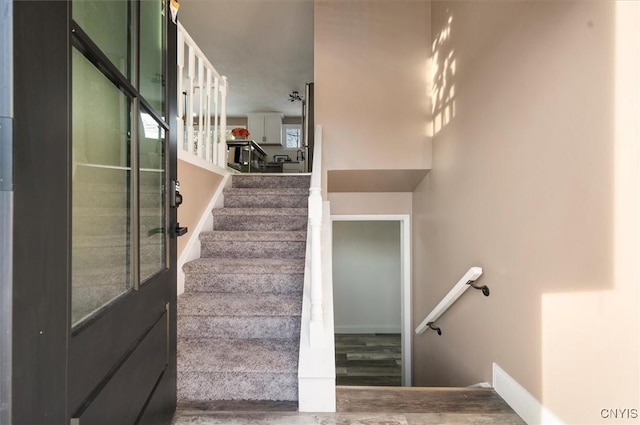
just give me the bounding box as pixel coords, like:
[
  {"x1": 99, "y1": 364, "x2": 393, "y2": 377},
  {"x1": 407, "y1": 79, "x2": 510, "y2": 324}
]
[{"x1": 332, "y1": 221, "x2": 401, "y2": 334}]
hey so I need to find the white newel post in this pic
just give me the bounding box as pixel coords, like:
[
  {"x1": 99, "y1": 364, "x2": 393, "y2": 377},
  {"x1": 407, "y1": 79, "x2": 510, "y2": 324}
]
[{"x1": 309, "y1": 187, "x2": 324, "y2": 348}]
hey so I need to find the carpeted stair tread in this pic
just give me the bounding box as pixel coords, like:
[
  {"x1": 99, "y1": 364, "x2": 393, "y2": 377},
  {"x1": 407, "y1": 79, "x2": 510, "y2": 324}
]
[
  {"x1": 183, "y1": 258, "x2": 305, "y2": 274},
  {"x1": 178, "y1": 293, "x2": 302, "y2": 317},
  {"x1": 224, "y1": 187, "x2": 309, "y2": 196},
  {"x1": 200, "y1": 231, "x2": 307, "y2": 242},
  {"x1": 177, "y1": 338, "x2": 298, "y2": 373},
  {"x1": 231, "y1": 175, "x2": 311, "y2": 189},
  {"x1": 212, "y1": 207, "x2": 307, "y2": 216}
]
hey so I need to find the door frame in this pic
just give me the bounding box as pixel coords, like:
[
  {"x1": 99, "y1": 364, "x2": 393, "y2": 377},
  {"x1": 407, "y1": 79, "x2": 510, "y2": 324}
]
[{"x1": 331, "y1": 214, "x2": 412, "y2": 387}]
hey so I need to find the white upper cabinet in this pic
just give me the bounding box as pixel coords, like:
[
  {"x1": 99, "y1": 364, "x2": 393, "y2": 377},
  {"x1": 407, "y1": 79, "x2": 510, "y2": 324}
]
[{"x1": 247, "y1": 112, "x2": 283, "y2": 145}]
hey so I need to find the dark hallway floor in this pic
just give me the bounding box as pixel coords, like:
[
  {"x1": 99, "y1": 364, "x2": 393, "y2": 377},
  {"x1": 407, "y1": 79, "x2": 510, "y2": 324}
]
[{"x1": 335, "y1": 333, "x2": 402, "y2": 386}]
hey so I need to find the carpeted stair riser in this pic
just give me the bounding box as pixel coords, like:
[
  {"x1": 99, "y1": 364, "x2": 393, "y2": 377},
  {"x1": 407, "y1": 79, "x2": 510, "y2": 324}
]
[
  {"x1": 177, "y1": 372, "x2": 297, "y2": 402},
  {"x1": 223, "y1": 189, "x2": 308, "y2": 209},
  {"x1": 178, "y1": 293, "x2": 301, "y2": 316},
  {"x1": 213, "y1": 214, "x2": 307, "y2": 232},
  {"x1": 178, "y1": 338, "x2": 299, "y2": 372},
  {"x1": 231, "y1": 175, "x2": 311, "y2": 189},
  {"x1": 183, "y1": 258, "x2": 305, "y2": 275},
  {"x1": 200, "y1": 230, "x2": 307, "y2": 242},
  {"x1": 178, "y1": 316, "x2": 300, "y2": 340},
  {"x1": 176, "y1": 338, "x2": 298, "y2": 401},
  {"x1": 200, "y1": 240, "x2": 305, "y2": 259},
  {"x1": 184, "y1": 273, "x2": 304, "y2": 294}
]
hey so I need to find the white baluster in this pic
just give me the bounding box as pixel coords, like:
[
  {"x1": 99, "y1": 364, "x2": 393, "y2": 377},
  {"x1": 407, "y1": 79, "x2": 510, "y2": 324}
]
[
  {"x1": 186, "y1": 46, "x2": 195, "y2": 155},
  {"x1": 219, "y1": 77, "x2": 228, "y2": 169},
  {"x1": 204, "y1": 69, "x2": 212, "y2": 162}
]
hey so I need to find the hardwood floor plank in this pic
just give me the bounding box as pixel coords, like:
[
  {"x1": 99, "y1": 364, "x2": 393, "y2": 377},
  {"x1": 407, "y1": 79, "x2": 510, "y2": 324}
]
[
  {"x1": 335, "y1": 334, "x2": 403, "y2": 387},
  {"x1": 343, "y1": 367, "x2": 401, "y2": 376},
  {"x1": 336, "y1": 359, "x2": 399, "y2": 368},
  {"x1": 347, "y1": 352, "x2": 402, "y2": 360},
  {"x1": 404, "y1": 413, "x2": 526, "y2": 425},
  {"x1": 336, "y1": 387, "x2": 522, "y2": 415},
  {"x1": 174, "y1": 411, "x2": 412, "y2": 425},
  {"x1": 337, "y1": 376, "x2": 401, "y2": 386}
]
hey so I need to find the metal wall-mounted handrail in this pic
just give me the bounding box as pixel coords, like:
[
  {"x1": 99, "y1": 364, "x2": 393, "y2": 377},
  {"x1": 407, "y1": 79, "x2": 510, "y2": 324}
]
[{"x1": 415, "y1": 267, "x2": 490, "y2": 335}]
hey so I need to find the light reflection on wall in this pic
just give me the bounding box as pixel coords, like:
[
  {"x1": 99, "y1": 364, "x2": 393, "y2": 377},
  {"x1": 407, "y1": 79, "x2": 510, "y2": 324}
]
[{"x1": 430, "y1": 14, "x2": 456, "y2": 137}]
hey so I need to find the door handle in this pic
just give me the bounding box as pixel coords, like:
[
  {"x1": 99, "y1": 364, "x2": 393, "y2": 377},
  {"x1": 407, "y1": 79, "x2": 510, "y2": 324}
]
[
  {"x1": 173, "y1": 223, "x2": 188, "y2": 238},
  {"x1": 170, "y1": 179, "x2": 183, "y2": 208},
  {"x1": 171, "y1": 179, "x2": 188, "y2": 237}
]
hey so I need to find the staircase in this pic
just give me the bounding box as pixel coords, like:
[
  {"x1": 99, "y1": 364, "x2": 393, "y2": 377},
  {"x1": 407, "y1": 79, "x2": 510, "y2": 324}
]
[{"x1": 177, "y1": 174, "x2": 311, "y2": 405}]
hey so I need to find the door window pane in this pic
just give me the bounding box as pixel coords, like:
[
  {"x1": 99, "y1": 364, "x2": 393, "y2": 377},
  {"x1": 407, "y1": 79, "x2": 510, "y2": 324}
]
[
  {"x1": 73, "y1": 0, "x2": 130, "y2": 78},
  {"x1": 139, "y1": 111, "x2": 166, "y2": 282},
  {"x1": 140, "y1": 0, "x2": 165, "y2": 114},
  {"x1": 72, "y1": 48, "x2": 132, "y2": 326}
]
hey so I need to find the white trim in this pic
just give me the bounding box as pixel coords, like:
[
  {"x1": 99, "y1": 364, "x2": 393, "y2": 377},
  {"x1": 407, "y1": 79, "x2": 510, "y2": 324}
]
[
  {"x1": 178, "y1": 149, "x2": 228, "y2": 175},
  {"x1": 468, "y1": 382, "x2": 492, "y2": 388},
  {"x1": 330, "y1": 214, "x2": 412, "y2": 387},
  {"x1": 176, "y1": 172, "x2": 230, "y2": 295},
  {"x1": 493, "y1": 363, "x2": 563, "y2": 425}
]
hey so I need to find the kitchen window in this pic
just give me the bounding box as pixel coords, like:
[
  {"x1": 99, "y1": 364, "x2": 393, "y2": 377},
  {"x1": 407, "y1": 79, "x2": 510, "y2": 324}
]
[{"x1": 283, "y1": 124, "x2": 302, "y2": 148}]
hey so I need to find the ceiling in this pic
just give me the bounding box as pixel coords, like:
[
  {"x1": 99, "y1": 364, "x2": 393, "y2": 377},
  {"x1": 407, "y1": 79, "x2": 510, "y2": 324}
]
[{"x1": 178, "y1": 0, "x2": 314, "y2": 118}]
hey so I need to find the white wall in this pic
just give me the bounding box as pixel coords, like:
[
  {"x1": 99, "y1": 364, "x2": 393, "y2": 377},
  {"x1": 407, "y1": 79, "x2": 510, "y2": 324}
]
[{"x1": 333, "y1": 221, "x2": 401, "y2": 334}]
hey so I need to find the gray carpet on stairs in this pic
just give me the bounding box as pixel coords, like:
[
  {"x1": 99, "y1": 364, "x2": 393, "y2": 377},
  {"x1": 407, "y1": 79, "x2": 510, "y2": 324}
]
[{"x1": 178, "y1": 174, "x2": 310, "y2": 404}]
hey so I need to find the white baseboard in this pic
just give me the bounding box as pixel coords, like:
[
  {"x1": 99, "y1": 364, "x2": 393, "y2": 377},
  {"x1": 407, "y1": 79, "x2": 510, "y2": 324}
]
[
  {"x1": 334, "y1": 325, "x2": 401, "y2": 334},
  {"x1": 468, "y1": 382, "x2": 492, "y2": 388},
  {"x1": 493, "y1": 363, "x2": 563, "y2": 425},
  {"x1": 177, "y1": 172, "x2": 230, "y2": 295}
]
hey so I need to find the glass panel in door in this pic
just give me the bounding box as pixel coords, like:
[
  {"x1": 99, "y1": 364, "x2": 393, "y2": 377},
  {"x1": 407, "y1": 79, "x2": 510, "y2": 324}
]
[
  {"x1": 139, "y1": 110, "x2": 166, "y2": 283},
  {"x1": 72, "y1": 0, "x2": 131, "y2": 78},
  {"x1": 71, "y1": 47, "x2": 132, "y2": 327},
  {"x1": 139, "y1": 0, "x2": 166, "y2": 114}
]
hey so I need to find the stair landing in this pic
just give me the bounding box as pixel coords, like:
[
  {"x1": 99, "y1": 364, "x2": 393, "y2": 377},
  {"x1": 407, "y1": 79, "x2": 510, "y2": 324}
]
[{"x1": 173, "y1": 386, "x2": 525, "y2": 424}]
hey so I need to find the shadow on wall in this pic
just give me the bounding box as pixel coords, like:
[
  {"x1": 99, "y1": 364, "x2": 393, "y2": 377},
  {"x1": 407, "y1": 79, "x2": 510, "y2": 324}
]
[{"x1": 430, "y1": 10, "x2": 456, "y2": 137}]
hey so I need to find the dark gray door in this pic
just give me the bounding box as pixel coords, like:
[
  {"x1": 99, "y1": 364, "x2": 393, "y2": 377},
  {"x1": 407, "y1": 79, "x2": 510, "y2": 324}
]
[{"x1": 12, "y1": 1, "x2": 178, "y2": 423}]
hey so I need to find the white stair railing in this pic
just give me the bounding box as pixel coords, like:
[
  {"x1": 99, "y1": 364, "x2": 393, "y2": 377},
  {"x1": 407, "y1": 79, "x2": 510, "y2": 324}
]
[
  {"x1": 177, "y1": 23, "x2": 228, "y2": 170},
  {"x1": 308, "y1": 125, "x2": 323, "y2": 348},
  {"x1": 298, "y1": 124, "x2": 335, "y2": 412}
]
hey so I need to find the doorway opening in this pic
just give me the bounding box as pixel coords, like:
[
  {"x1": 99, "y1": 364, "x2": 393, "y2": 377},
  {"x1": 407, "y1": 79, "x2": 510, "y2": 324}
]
[{"x1": 331, "y1": 215, "x2": 411, "y2": 387}]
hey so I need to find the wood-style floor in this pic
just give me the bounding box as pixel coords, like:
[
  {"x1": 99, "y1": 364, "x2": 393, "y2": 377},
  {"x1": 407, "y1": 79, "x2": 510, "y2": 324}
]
[
  {"x1": 335, "y1": 333, "x2": 401, "y2": 386},
  {"x1": 173, "y1": 386, "x2": 525, "y2": 424}
]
